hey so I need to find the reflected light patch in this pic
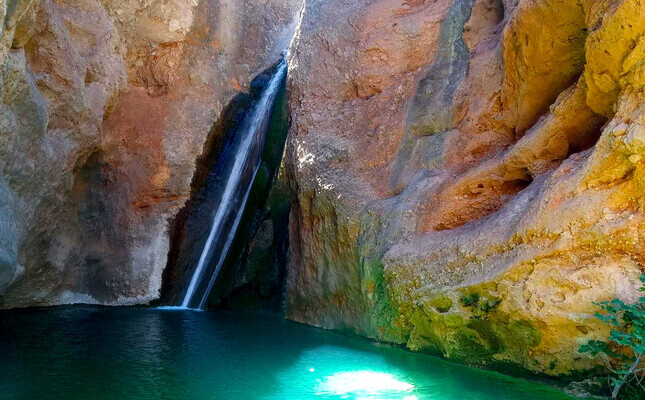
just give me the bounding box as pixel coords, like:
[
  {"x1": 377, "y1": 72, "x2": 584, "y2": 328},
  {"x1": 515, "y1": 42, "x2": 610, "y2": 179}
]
[
  {"x1": 154, "y1": 306, "x2": 203, "y2": 312},
  {"x1": 317, "y1": 371, "x2": 414, "y2": 396}
]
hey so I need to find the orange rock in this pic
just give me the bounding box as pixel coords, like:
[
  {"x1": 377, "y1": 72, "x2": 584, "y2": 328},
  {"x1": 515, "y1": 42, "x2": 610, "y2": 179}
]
[{"x1": 285, "y1": 0, "x2": 645, "y2": 375}]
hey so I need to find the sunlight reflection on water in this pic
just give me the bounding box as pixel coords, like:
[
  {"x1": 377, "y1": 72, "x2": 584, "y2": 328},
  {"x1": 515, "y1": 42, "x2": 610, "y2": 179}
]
[
  {"x1": 316, "y1": 370, "x2": 416, "y2": 399},
  {"x1": 0, "y1": 308, "x2": 585, "y2": 400}
]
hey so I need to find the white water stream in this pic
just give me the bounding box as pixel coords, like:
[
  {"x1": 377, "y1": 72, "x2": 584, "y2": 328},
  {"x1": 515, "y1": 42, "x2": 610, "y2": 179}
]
[{"x1": 180, "y1": 59, "x2": 287, "y2": 309}]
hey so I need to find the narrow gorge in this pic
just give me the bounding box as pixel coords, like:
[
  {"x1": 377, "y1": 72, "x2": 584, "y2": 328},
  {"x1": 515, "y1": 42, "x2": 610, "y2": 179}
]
[{"x1": 0, "y1": 0, "x2": 644, "y2": 399}]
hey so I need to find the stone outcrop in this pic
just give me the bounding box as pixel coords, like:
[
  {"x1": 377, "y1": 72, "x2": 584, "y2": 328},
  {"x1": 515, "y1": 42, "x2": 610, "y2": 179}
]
[
  {"x1": 0, "y1": 0, "x2": 300, "y2": 307},
  {"x1": 285, "y1": 0, "x2": 645, "y2": 375}
]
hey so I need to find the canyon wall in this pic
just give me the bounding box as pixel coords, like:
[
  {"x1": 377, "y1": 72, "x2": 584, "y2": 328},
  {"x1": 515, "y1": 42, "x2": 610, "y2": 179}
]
[
  {"x1": 285, "y1": 0, "x2": 645, "y2": 375},
  {"x1": 0, "y1": 0, "x2": 300, "y2": 307},
  {"x1": 1, "y1": 0, "x2": 644, "y2": 378}
]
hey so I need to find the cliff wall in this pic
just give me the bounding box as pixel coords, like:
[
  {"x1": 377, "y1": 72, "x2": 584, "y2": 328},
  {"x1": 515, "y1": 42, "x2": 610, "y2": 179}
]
[
  {"x1": 284, "y1": 0, "x2": 645, "y2": 374},
  {"x1": 0, "y1": 0, "x2": 301, "y2": 307}
]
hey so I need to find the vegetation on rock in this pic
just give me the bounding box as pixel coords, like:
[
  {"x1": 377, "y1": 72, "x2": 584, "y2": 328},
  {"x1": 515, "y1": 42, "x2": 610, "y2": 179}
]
[{"x1": 580, "y1": 275, "x2": 645, "y2": 399}]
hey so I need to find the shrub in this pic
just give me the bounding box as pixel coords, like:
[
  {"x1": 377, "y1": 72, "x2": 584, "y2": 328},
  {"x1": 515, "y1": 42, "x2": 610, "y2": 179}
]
[{"x1": 579, "y1": 274, "x2": 645, "y2": 399}]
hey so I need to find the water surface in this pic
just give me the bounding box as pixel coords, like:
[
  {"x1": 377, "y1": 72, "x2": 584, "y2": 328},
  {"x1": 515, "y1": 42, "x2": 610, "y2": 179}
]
[{"x1": 0, "y1": 307, "x2": 582, "y2": 400}]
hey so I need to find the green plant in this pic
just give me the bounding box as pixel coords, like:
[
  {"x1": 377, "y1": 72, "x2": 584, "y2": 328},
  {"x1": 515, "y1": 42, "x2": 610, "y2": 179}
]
[
  {"x1": 579, "y1": 274, "x2": 645, "y2": 399},
  {"x1": 480, "y1": 296, "x2": 501, "y2": 313},
  {"x1": 461, "y1": 292, "x2": 480, "y2": 307}
]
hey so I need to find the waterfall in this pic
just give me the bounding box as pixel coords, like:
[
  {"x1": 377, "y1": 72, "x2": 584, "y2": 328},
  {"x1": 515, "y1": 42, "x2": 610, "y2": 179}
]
[{"x1": 179, "y1": 59, "x2": 287, "y2": 310}]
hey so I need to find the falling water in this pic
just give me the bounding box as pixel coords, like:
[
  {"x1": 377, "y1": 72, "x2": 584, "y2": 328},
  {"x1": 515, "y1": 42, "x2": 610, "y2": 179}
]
[{"x1": 180, "y1": 58, "x2": 287, "y2": 309}]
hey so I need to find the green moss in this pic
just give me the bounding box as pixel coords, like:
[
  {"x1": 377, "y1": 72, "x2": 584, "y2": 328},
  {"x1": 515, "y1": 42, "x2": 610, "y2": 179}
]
[
  {"x1": 548, "y1": 360, "x2": 557, "y2": 371},
  {"x1": 362, "y1": 259, "x2": 403, "y2": 342},
  {"x1": 480, "y1": 296, "x2": 501, "y2": 312},
  {"x1": 397, "y1": 289, "x2": 543, "y2": 369},
  {"x1": 429, "y1": 296, "x2": 453, "y2": 313},
  {"x1": 460, "y1": 292, "x2": 480, "y2": 307},
  {"x1": 444, "y1": 314, "x2": 464, "y2": 327},
  {"x1": 467, "y1": 318, "x2": 541, "y2": 357},
  {"x1": 460, "y1": 290, "x2": 502, "y2": 315},
  {"x1": 445, "y1": 328, "x2": 493, "y2": 359}
]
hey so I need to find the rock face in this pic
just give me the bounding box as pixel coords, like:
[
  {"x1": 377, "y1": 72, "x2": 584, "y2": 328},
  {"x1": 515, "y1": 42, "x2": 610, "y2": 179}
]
[
  {"x1": 1, "y1": 0, "x2": 644, "y2": 379},
  {"x1": 0, "y1": 0, "x2": 300, "y2": 307},
  {"x1": 285, "y1": 0, "x2": 645, "y2": 375}
]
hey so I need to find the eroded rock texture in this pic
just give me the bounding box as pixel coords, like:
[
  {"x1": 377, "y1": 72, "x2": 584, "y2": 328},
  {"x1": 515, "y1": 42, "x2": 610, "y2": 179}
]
[
  {"x1": 285, "y1": 0, "x2": 645, "y2": 374},
  {"x1": 0, "y1": 0, "x2": 300, "y2": 307}
]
